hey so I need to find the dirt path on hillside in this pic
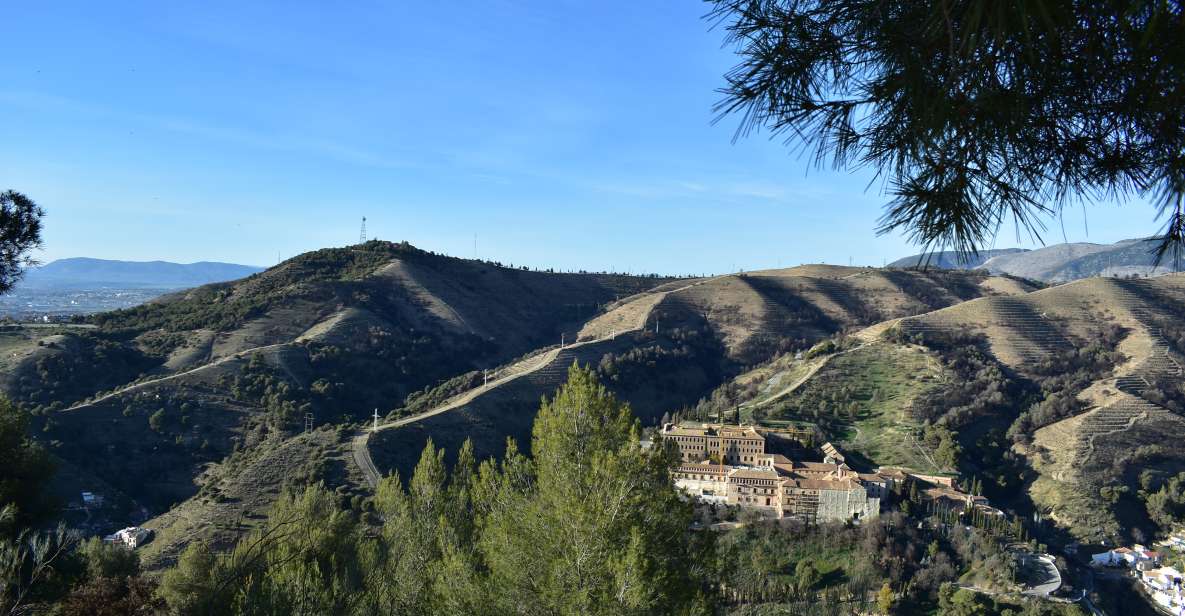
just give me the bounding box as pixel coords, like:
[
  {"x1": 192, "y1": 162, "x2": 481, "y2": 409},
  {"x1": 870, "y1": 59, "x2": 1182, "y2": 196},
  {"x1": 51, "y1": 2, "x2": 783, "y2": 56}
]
[
  {"x1": 61, "y1": 341, "x2": 291, "y2": 413},
  {"x1": 352, "y1": 279, "x2": 707, "y2": 488}
]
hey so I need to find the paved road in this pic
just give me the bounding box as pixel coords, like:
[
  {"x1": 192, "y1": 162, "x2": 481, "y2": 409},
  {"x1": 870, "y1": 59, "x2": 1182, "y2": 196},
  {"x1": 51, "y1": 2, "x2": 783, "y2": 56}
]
[{"x1": 1021, "y1": 553, "x2": 1062, "y2": 597}]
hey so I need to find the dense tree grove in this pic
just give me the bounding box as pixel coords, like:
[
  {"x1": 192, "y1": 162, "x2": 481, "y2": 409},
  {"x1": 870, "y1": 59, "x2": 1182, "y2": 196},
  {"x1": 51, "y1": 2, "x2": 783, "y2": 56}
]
[
  {"x1": 0, "y1": 398, "x2": 56, "y2": 530},
  {"x1": 159, "y1": 365, "x2": 715, "y2": 615},
  {"x1": 897, "y1": 330, "x2": 1019, "y2": 428}
]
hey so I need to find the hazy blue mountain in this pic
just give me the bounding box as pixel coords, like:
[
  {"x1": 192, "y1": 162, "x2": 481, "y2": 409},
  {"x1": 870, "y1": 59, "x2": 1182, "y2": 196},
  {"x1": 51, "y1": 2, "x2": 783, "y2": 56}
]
[
  {"x1": 890, "y1": 239, "x2": 1182, "y2": 282},
  {"x1": 888, "y1": 248, "x2": 1029, "y2": 270},
  {"x1": 19, "y1": 258, "x2": 263, "y2": 289}
]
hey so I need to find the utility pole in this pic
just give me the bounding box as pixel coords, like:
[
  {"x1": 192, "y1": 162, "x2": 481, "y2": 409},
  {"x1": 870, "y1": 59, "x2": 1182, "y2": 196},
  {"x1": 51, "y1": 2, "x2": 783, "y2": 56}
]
[
  {"x1": 483, "y1": 369, "x2": 489, "y2": 387},
  {"x1": 372, "y1": 408, "x2": 380, "y2": 432},
  {"x1": 359, "y1": 217, "x2": 367, "y2": 243},
  {"x1": 304, "y1": 412, "x2": 314, "y2": 433},
  {"x1": 560, "y1": 333, "x2": 565, "y2": 350}
]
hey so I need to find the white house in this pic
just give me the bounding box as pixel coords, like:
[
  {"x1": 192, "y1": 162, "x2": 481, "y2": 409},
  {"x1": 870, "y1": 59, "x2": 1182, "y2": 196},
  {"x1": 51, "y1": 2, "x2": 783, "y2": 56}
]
[
  {"x1": 104, "y1": 527, "x2": 152, "y2": 549},
  {"x1": 1143, "y1": 566, "x2": 1183, "y2": 592},
  {"x1": 1091, "y1": 545, "x2": 1161, "y2": 568}
]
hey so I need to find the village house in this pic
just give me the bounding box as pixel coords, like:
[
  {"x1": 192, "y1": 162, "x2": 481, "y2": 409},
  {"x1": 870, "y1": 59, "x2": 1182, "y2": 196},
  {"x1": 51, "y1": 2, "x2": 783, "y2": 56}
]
[
  {"x1": 1140, "y1": 566, "x2": 1184, "y2": 615},
  {"x1": 1091, "y1": 545, "x2": 1161, "y2": 568},
  {"x1": 104, "y1": 527, "x2": 153, "y2": 549},
  {"x1": 1159, "y1": 531, "x2": 1185, "y2": 553}
]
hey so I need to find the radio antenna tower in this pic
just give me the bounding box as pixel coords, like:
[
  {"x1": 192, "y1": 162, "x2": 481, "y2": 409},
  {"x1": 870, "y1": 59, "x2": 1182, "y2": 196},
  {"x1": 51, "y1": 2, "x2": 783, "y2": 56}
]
[{"x1": 359, "y1": 217, "x2": 367, "y2": 243}]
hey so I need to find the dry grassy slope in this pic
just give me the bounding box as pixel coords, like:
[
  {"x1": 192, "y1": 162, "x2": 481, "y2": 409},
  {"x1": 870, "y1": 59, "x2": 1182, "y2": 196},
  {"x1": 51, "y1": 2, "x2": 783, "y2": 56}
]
[
  {"x1": 368, "y1": 336, "x2": 646, "y2": 482},
  {"x1": 118, "y1": 244, "x2": 678, "y2": 377},
  {"x1": 0, "y1": 333, "x2": 81, "y2": 391},
  {"x1": 360, "y1": 254, "x2": 678, "y2": 357},
  {"x1": 138, "y1": 427, "x2": 357, "y2": 571},
  {"x1": 661, "y1": 268, "x2": 1000, "y2": 362}
]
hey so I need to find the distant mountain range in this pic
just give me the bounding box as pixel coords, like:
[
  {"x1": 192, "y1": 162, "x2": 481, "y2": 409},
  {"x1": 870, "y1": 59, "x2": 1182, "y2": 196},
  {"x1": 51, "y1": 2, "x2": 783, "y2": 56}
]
[
  {"x1": 889, "y1": 238, "x2": 1182, "y2": 282},
  {"x1": 887, "y1": 248, "x2": 1028, "y2": 270},
  {"x1": 0, "y1": 258, "x2": 265, "y2": 319},
  {"x1": 20, "y1": 257, "x2": 263, "y2": 289}
]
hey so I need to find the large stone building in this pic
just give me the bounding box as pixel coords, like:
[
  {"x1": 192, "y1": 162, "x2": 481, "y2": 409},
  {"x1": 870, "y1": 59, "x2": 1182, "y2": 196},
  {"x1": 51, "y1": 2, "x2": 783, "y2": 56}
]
[
  {"x1": 662, "y1": 422, "x2": 766, "y2": 465},
  {"x1": 665, "y1": 422, "x2": 890, "y2": 523}
]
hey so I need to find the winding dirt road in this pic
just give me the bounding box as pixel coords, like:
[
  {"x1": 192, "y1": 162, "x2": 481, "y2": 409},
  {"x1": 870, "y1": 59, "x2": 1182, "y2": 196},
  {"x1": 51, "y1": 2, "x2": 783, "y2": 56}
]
[{"x1": 351, "y1": 279, "x2": 706, "y2": 488}]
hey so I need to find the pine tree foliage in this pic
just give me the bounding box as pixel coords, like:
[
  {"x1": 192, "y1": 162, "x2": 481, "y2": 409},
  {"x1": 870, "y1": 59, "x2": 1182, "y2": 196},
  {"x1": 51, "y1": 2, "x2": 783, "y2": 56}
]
[
  {"x1": 0, "y1": 191, "x2": 44, "y2": 294},
  {"x1": 710, "y1": 1, "x2": 1185, "y2": 264}
]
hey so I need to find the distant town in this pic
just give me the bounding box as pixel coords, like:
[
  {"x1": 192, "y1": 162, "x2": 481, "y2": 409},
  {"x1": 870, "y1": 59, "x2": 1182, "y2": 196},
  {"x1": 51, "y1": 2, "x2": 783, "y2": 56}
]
[{"x1": 0, "y1": 286, "x2": 174, "y2": 320}]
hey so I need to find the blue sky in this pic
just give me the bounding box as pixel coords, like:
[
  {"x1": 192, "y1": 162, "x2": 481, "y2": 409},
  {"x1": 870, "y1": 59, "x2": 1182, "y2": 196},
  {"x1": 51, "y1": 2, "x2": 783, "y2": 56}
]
[{"x1": 0, "y1": 1, "x2": 1161, "y2": 275}]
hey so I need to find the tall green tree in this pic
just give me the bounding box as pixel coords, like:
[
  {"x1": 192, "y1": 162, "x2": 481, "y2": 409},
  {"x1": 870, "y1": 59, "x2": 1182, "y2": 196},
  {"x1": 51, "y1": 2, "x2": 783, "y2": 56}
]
[
  {"x1": 710, "y1": 1, "x2": 1185, "y2": 263},
  {"x1": 480, "y1": 363, "x2": 712, "y2": 615},
  {"x1": 0, "y1": 398, "x2": 55, "y2": 533}
]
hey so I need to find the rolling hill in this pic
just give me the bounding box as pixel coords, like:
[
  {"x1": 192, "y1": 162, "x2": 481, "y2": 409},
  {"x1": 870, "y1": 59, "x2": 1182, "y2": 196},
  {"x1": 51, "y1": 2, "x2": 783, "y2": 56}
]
[{"x1": 700, "y1": 271, "x2": 1185, "y2": 542}]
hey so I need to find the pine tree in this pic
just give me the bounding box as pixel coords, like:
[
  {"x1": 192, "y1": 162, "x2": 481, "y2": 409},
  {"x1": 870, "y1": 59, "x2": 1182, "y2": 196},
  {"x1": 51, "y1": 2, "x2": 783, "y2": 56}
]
[
  {"x1": 710, "y1": 1, "x2": 1185, "y2": 263},
  {"x1": 481, "y1": 363, "x2": 712, "y2": 615}
]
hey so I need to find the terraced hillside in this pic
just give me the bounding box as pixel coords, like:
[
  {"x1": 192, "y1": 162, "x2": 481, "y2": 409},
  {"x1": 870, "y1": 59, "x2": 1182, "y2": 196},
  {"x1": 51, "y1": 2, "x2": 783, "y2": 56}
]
[
  {"x1": 891, "y1": 274, "x2": 1185, "y2": 538},
  {"x1": 360, "y1": 267, "x2": 1020, "y2": 484}
]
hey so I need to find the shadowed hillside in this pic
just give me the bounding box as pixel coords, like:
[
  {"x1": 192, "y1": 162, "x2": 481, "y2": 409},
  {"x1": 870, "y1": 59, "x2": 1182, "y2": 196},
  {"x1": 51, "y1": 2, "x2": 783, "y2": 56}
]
[{"x1": 361, "y1": 266, "x2": 1022, "y2": 484}]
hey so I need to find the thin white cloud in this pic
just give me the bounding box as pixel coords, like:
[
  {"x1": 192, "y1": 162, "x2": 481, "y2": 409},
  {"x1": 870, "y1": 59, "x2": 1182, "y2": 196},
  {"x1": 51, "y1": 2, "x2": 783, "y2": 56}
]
[{"x1": 0, "y1": 90, "x2": 419, "y2": 171}]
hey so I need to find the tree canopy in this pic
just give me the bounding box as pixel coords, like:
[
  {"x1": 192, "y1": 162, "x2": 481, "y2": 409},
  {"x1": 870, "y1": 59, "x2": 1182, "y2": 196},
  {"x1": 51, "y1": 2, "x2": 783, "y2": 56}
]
[
  {"x1": 0, "y1": 191, "x2": 44, "y2": 293},
  {"x1": 710, "y1": 1, "x2": 1185, "y2": 263}
]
